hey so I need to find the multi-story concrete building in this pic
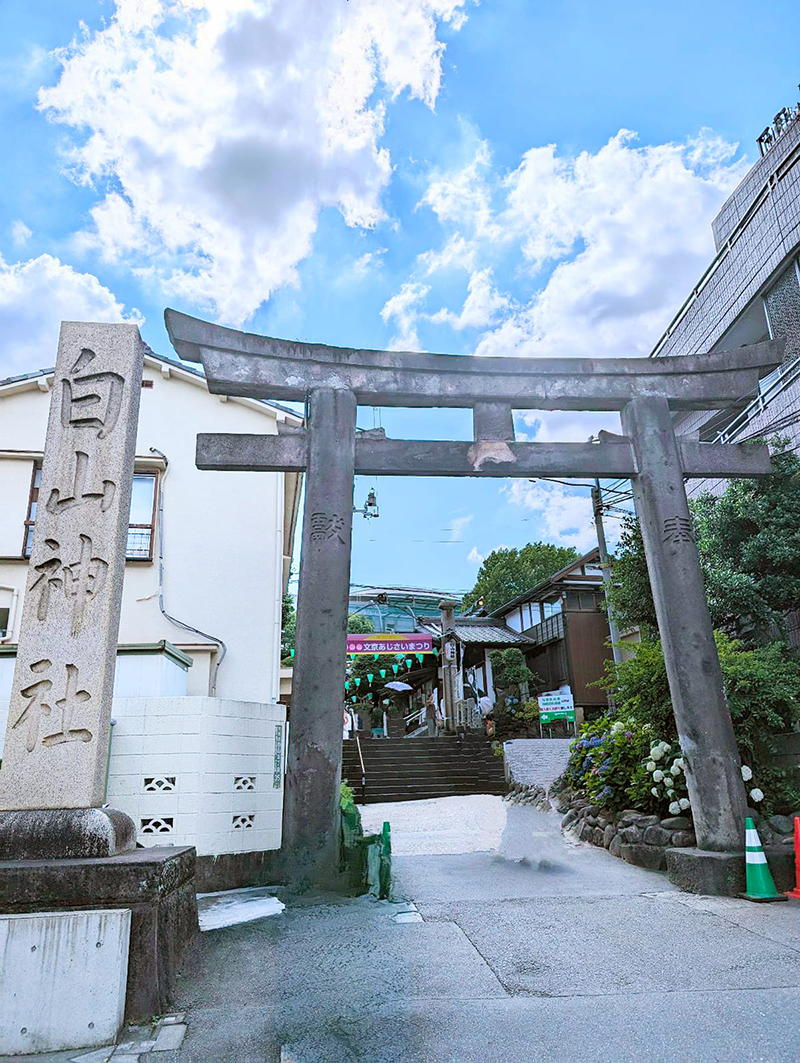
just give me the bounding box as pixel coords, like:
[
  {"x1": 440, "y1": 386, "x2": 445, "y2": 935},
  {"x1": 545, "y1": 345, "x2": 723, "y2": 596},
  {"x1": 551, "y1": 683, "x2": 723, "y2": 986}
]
[
  {"x1": 650, "y1": 98, "x2": 800, "y2": 646},
  {"x1": 652, "y1": 99, "x2": 800, "y2": 471}
]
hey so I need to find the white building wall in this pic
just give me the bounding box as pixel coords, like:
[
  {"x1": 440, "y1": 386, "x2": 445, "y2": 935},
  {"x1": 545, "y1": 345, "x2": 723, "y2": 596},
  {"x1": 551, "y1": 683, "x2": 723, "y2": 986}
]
[
  {"x1": 0, "y1": 360, "x2": 295, "y2": 703},
  {"x1": 0, "y1": 695, "x2": 286, "y2": 857}
]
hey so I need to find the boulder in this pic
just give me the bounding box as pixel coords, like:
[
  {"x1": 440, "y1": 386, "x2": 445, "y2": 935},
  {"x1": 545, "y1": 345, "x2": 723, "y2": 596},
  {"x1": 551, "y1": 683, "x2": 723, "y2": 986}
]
[
  {"x1": 617, "y1": 810, "x2": 643, "y2": 825},
  {"x1": 619, "y1": 826, "x2": 642, "y2": 844},
  {"x1": 643, "y1": 825, "x2": 673, "y2": 847},
  {"x1": 596, "y1": 817, "x2": 608, "y2": 830},
  {"x1": 561, "y1": 809, "x2": 578, "y2": 828},
  {"x1": 585, "y1": 805, "x2": 601, "y2": 817},
  {"x1": 578, "y1": 820, "x2": 594, "y2": 842},
  {"x1": 670, "y1": 831, "x2": 696, "y2": 847},
  {"x1": 620, "y1": 843, "x2": 667, "y2": 871},
  {"x1": 635, "y1": 815, "x2": 662, "y2": 828},
  {"x1": 769, "y1": 814, "x2": 795, "y2": 835},
  {"x1": 592, "y1": 827, "x2": 605, "y2": 847},
  {"x1": 660, "y1": 816, "x2": 691, "y2": 830},
  {"x1": 584, "y1": 815, "x2": 598, "y2": 828},
  {"x1": 603, "y1": 824, "x2": 616, "y2": 849},
  {"x1": 608, "y1": 834, "x2": 624, "y2": 858}
]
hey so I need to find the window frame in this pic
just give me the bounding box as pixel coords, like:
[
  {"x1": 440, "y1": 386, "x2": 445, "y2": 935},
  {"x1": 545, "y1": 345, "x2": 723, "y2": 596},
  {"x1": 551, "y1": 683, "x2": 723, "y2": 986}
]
[{"x1": 22, "y1": 462, "x2": 160, "y2": 563}]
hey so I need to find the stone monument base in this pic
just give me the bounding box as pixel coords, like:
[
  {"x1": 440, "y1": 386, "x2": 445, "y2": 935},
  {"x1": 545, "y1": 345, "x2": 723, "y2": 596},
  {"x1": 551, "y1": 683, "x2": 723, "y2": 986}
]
[
  {"x1": 666, "y1": 845, "x2": 794, "y2": 896},
  {"x1": 0, "y1": 846, "x2": 198, "y2": 1021},
  {"x1": 0, "y1": 807, "x2": 136, "y2": 861}
]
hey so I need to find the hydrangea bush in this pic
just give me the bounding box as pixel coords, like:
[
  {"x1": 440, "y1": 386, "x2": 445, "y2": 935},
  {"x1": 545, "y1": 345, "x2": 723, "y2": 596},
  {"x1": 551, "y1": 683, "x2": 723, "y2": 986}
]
[{"x1": 560, "y1": 632, "x2": 800, "y2": 817}]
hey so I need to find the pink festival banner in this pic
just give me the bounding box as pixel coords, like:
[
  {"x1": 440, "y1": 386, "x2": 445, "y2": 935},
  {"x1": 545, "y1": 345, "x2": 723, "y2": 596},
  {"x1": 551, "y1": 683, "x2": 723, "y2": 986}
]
[{"x1": 346, "y1": 634, "x2": 434, "y2": 655}]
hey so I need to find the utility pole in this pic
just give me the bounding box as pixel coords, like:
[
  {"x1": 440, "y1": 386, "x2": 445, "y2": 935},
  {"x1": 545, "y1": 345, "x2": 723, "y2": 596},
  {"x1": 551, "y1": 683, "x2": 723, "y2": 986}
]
[{"x1": 591, "y1": 479, "x2": 624, "y2": 667}]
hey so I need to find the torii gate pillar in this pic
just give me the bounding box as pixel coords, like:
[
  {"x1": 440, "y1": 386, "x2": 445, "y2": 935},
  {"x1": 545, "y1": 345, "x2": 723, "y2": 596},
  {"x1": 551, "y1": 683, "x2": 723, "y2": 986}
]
[
  {"x1": 282, "y1": 388, "x2": 356, "y2": 887},
  {"x1": 622, "y1": 397, "x2": 746, "y2": 850}
]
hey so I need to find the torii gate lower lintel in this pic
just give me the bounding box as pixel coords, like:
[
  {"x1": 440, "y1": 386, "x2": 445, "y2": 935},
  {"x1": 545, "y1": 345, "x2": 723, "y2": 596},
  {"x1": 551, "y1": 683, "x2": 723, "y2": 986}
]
[{"x1": 165, "y1": 308, "x2": 783, "y2": 886}]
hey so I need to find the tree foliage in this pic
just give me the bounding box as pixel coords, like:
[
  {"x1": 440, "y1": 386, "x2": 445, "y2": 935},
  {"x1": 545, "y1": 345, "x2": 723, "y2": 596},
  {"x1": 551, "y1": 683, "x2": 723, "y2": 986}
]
[
  {"x1": 462, "y1": 542, "x2": 579, "y2": 613},
  {"x1": 347, "y1": 612, "x2": 375, "y2": 634},
  {"x1": 606, "y1": 440, "x2": 800, "y2": 639}
]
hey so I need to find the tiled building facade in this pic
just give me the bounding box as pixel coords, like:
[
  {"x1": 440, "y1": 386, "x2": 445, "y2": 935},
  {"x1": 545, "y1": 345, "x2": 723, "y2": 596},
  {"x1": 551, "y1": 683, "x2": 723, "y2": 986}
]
[{"x1": 653, "y1": 106, "x2": 800, "y2": 646}]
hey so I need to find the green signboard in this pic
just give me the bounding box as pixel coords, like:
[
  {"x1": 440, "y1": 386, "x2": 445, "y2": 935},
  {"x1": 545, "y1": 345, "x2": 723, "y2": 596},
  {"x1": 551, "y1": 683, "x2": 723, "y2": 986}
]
[{"x1": 539, "y1": 708, "x2": 576, "y2": 725}]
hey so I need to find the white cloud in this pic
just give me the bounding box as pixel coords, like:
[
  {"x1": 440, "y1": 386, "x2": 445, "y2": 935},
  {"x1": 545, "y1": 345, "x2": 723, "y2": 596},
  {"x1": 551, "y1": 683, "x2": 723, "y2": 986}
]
[
  {"x1": 505, "y1": 478, "x2": 597, "y2": 553},
  {"x1": 11, "y1": 221, "x2": 32, "y2": 247},
  {"x1": 417, "y1": 234, "x2": 475, "y2": 275},
  {"x1": 430, "y1": 268, "x2": 509, "y2": 330},
  {"x1": 519, "y1": 410, "x2": 622, "y2": 444},
  {"x1": 0, "y1": 254, "x2": 142, "y2": 377},
  {"x1": 449, "y1": 514, "x2": 473, "y2": 540},
  {"x1": 391, "y1": 126, "x2": 747, "y2": 360},
  {"x1": 467, "y1": 545, "x2": 484, "y2": 565},
  {"x1": 39, "y1": 0, "x2": 467, "y2": 326},
  {"x1": 381, "y1": 281, "x2": 430, "y2": 350}
]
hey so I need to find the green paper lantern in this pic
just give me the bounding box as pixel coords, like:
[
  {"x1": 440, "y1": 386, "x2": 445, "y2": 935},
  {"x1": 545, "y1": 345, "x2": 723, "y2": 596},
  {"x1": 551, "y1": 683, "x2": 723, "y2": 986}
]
[
  {"x1": 351, "y1": 695, "x2": 357, "y2": 703},
  {"x1": 380, "y1": 669, "x2": 386, "y2": 678},
  {"x1": 433, "y1": 649, "x2": 439, "y2": 657},
  {"x1": 367, "y1": 692, "x2": 373, "y2": 700},
  {"x1": 374, "y1": 653, "x2": 379, "y2": 660},
  {"x1": 416, "y1": 653, "x2": 424, "y2": 663},
  {"x1": 367, "y1": 673, "x2": 374, "y2": 684},
  {"x1": 290, "y1": 649, "x2": 295, "y2": 658},
  {"x1": 393, "y1": 664, "x2": 399, "y2": 674},
  {"x1": 345, "y1": 681, "x2": 350, "y2": 691},
  {"x1": 354, "y1": 677, "x2": 361, "y2": 687},
  {"x1": 406, "y1": 658, "x2": 413, "y2": 669}
]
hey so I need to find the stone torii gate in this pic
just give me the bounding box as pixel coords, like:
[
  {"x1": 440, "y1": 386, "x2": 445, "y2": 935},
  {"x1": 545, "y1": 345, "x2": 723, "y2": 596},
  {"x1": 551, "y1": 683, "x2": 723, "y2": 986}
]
[{"x1": 165, "y1": 308, "x2": 782, "y2": 887}]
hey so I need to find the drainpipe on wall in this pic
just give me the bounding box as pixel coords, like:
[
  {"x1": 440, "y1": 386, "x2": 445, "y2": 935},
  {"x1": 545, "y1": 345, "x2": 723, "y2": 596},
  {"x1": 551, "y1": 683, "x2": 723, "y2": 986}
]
[{"x1": 148, "y1": 447, "x2": 228, "y2": 695}]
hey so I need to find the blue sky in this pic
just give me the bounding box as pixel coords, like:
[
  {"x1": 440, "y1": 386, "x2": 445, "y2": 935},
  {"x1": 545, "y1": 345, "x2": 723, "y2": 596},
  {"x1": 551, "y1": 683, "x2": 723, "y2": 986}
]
[{"x1": 1, "y1": 0, "x2": 798, "y2": 596}]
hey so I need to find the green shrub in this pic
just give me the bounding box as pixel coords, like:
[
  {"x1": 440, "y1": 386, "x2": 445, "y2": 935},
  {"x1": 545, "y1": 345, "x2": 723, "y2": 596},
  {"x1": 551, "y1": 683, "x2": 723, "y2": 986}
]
[
  {"x1": 340, "y1": 781, "x2": 355, "y2": 809},
  {"x1": 584, "y1": 634, "x2": 800, "y2": 816}
]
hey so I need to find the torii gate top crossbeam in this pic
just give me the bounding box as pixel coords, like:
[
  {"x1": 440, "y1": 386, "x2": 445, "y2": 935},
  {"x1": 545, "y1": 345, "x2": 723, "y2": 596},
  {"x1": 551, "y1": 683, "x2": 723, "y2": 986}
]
[{"x1": 165, "y1": 309, "x2": 782, "y2": 412}]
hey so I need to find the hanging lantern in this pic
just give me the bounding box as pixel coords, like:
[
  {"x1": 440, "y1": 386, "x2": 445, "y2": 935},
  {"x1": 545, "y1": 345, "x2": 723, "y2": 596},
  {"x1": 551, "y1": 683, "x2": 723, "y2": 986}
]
[
  {"x1": 416, "y1": 653, "x2": 424, "y2": 663},
  {"x1": 367, "y1": 692, "x2": 373, "y2": 700},
  {"x1": 354, "y1": 677, "x2": 361, "y2": 687},
  {"x1": 374, "y1": 653, "x2": 379, "y2": 660},
  {"x1": 393, "y1": 664, "x2": 399, "y2": 674},
  {"x1": 351, "y1": 695, "x2": 357, "y2": 703},
  {"x1": 380, "y1": 669, "x2": 387, "y2": 678},
  {"x1": 367, "y1": 673, "x2": 374, "y2": 684},
  {"x1": 433, "y1": 649, "x2": 439, "y2": 657},
  {"x1": 345, "y1": 681, "x2": 350, "y2": 691},
  {"x1": 406, "y1": 658, "x2": 413, "y2": 669},
  {"x1": 290, "y1": 649, "x2": 295, "y2": 658}
]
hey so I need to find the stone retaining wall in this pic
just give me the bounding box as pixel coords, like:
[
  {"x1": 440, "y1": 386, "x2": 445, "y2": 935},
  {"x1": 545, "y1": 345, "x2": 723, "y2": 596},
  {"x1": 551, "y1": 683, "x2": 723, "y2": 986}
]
[
  {"x1": 555, "y1": 788, "x2": 797, "y2": 872},
  {"x1": 504, "y1": 739, "x2": 571, "y2": 792}
]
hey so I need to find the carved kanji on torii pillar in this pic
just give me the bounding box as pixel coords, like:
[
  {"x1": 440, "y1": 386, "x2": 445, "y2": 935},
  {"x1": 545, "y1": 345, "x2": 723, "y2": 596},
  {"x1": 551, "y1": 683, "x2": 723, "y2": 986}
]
[{"x1": 165, "y1": 307, "x2": 783, "y2": 886}]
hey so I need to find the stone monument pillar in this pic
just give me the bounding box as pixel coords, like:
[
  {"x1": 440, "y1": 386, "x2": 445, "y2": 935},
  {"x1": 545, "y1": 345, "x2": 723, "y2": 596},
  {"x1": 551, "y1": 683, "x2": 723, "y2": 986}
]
[
  {"x1": 622, "y1": 396, "x2": 747, "y2": 851},
  {"x1": 0, "y1": 321, "x2": 143, "y2": 854},
  {"x1": 0, "y1": 322, "x2": 198, "y2": 1024}
]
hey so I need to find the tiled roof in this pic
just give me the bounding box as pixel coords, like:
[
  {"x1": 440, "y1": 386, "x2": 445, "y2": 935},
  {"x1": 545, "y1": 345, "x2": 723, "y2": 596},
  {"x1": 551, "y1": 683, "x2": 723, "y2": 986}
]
[{"x1": 419, "y1": 617, "x2": 532, "y2": 647}]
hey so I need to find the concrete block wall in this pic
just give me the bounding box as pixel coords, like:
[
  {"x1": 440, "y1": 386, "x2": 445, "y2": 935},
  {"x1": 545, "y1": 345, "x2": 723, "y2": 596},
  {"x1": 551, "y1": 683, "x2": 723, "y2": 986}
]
[
  {"x1": 108, "y1": 696, "x2": 286, "y2": 856},
  {"x1": 504, "y1": 738, "x2": 572, "y2": 792}
]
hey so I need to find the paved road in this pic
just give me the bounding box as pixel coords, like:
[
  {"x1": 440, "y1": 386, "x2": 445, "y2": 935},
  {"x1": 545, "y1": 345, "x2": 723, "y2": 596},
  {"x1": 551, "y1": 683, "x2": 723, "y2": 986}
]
[{"x1": 17, "y1": 797, "x2": 800, "y2": 1062}]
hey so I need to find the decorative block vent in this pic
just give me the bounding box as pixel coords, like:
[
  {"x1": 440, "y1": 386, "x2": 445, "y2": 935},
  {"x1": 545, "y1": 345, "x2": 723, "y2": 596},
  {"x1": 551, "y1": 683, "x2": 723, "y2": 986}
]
[
  {"x1": 234, "y1": 776, "x2": 256, "y2": 791},
  {"x1": 232, "y1": 814, "x2": 255, "y2": 830},
  {"x1": 140, "y1": 817, "x2": 174, "y2": 834},
  {"x1": 143, "y1": 775, "x2": 176, "y2": 792},
  {"x1": 274, "y1": 723, "x2": 284, "y2": 789}
]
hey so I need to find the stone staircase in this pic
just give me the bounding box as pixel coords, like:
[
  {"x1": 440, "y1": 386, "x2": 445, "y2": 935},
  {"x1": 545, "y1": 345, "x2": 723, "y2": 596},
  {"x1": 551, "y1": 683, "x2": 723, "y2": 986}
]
[{"x1": 342, "y1": 736, "x2": 508, "y2": 804}]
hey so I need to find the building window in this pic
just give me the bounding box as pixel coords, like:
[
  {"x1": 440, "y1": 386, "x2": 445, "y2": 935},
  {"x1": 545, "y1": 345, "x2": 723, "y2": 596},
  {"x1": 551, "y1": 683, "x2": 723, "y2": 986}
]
[
  {"x1": 542, "y1": 597, "x2": 562, "y2": 619},
  {"x1": 23, "y1": 464, "x2": 158, "y2": 562}
]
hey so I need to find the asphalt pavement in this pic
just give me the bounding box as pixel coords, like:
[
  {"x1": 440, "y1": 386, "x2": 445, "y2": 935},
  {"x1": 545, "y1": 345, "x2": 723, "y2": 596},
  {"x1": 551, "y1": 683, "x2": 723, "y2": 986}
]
[{"x1": 15, "y1": 797, "x2": 800, "y2": 1062}]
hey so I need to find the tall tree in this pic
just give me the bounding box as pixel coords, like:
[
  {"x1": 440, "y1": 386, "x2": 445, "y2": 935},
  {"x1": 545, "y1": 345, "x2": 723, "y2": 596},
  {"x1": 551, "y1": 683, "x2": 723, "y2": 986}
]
[
  {"x1": 463, "y1": 542, "x2": 580, "y2": 613},
  {"x1": 606, "y1": 439, "x2": 800, "y2": 639}
]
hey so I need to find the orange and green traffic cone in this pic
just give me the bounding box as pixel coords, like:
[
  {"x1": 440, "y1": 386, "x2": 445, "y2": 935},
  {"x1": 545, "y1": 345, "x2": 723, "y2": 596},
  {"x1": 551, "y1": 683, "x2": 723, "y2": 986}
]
[{"x1": 741, "y1": 817, "x2": 787, "y2": 902}]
